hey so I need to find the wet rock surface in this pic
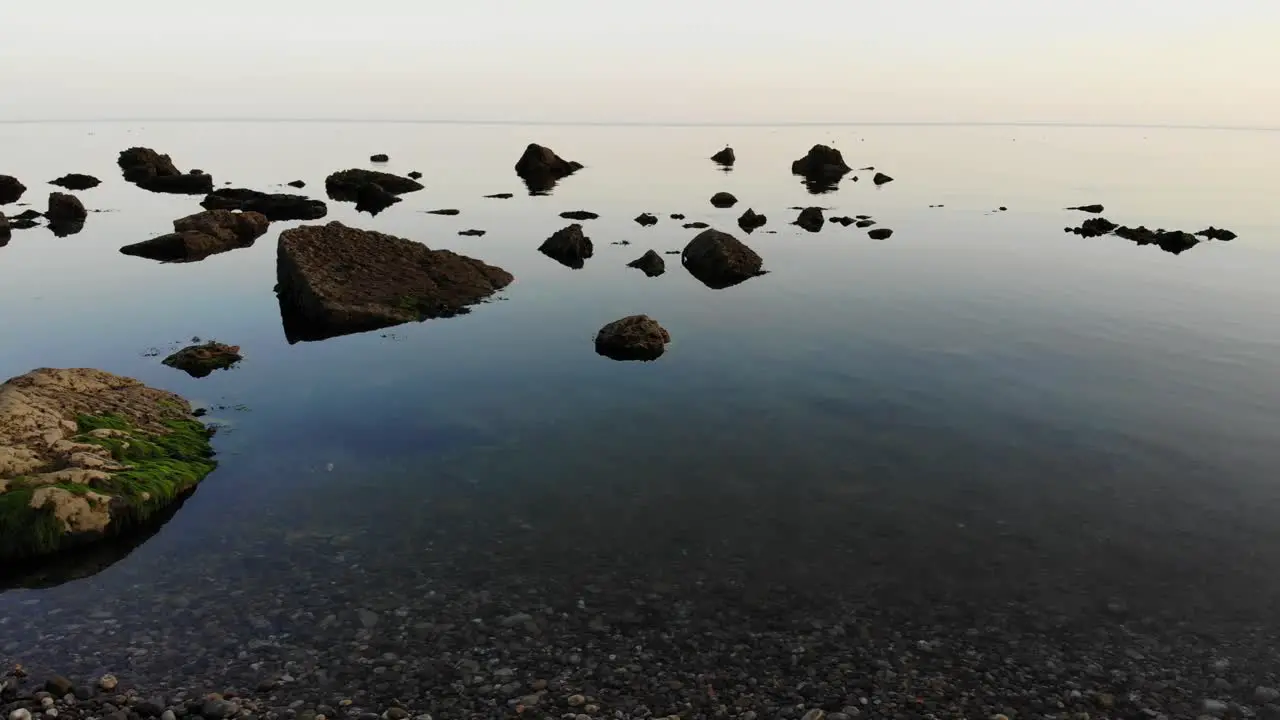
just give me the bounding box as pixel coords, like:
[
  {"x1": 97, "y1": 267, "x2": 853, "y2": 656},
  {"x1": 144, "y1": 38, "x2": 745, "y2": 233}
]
[
  {"x1": 369, "y1": 154, "x2": 389, "y2": 163},
  {"x1": 710, "y1": 192, "x2": 738, "y2": 208},
  {"x1": 49, "y1": 174, "x2": 101, "y2": 191},
  {"x1": 594, "y1": 314, "x2": 670, "y2": 361},
  {"x1": 682, "y1": 221, "x2": 708, "y2": 229},
  {"x1": 737, "y1": 208, "x2": 767, "y2": 232},
  {"x1": 791, "y1": 144, "x2": 851, "y2": 193},
  {"x1": 868, "y1": 227, "x2": 894, "y2": 240},
  {"x1": 794, "y1": 207, "x2": 825, "y2": 233},
  {"x1": 559, "y1": 210, "x2": 598, "y2": 221},
  {"x1": 276, "y1": 221, "x2": 512, "y2": 342},
  {"x1": 162, "y1": 342, "x2": 242, "y2": 378},
  {"x1": 682, "y1": 228, "x2": 765, "y2": 289},
  {"x1": 626, "y1": 249, "x2": 665, "y2": 277},
  {"x1": 202, "y1": 189, "x2": 327, "y2": 221},
  {"x1": 286, "y1": 180, "x2": 306, "y2": 188},
  {"x1": 45, "y1": 193, "x2": 86, "y2": 225},
  {"x1": 711, "y1": 146, "x2": 735, "y2": 165},
  {"x1": 457, "y1": 229, "x2": 486, "y2": 237},
  {"x1": 323, "y1": 170, "x2": 423, "y2": 202},
  {"x1": 634, "y1": 213, "x2": 658, "y2": 227},
  {"x1": 1065, "y1": 216, "x2": 1234, "y2": 254},
  {"x1": 539, "y1": 224, "x2": 593, "y2": 269},
  {"x1": 117, "y1": 148, "x2": 212, "y2": 194},
  {"x1": 0, "y1": 175, "x2": 26, "y2": 205},
  {"x1": 120, "y1": 210, "x2": 270, "y2": 262},
  {"x1": 514, "y1": 143, "x2": 582, "y2": 193},
  {"x1": 354, "y1": 184, "x2": 398, "y2": 215},
  {"x1": 872, "y1": 172, "x2": 894, "y2": 185}
]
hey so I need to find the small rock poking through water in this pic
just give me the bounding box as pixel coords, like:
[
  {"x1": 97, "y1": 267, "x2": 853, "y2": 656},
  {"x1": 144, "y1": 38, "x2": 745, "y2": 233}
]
[
  {"x1": 539, "y1": 224, "x2": 594, "y2": 269},
  {"x1": 162, "y1": 342, "x2": 243, "y2": 378},
  {"x1": 626, "y1": 250, "x2": 665, "y2": 277},
  {"x1": 710, "y1": 192, "x2": 738, "y2": 208},
  {"x1": 634, "y1": 213, "x2": 658, "y2": 226},
  {"x1": 594, "y1": 315, "x2": 671, "y2": 361},
  {"x1": 794, "y1": 207, "x2": 825, "y2": 233},
  {"x1": 711, "y1": 146, "x2": 735, "y2": 166},
  {"x1": 682, "y1": 228, "x2": 765, "y2": 289}
]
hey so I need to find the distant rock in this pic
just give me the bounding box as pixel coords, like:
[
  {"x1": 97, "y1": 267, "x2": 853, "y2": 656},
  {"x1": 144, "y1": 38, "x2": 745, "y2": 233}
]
[
  {"x1": 324, "y1": 169, "x2": 423, "y2": 201},
  {"x1": 682, "y1": 228, "x2": 764, "y2": 289},
  {"x1": 1065, "y1": 217, "x2": 1119, "y2": 238},
  {"x1": 595, "y1": 315, "x2": 670, "y2": 361},
  {"x1": 855, "y1": 219, "x2": 875, "y2": 228},
  {"x1": 1196, "y1": 226, "x2": 1237, "y2": 241},
  {"x1": 627, "y1": 249, "x2": 665, "y2": 277},
  {"x1": 50, "y1": 174, "x2": 101, "y2": 191},
  {"x1": 427, "y1": 208, "x2": 461, "y2": 216},
  {"x1": 515, "y1": 143, "x2": 582, "y2": 193},
  {"x1": 560, "y1": 210, "x2": 599, "y2": 221},
  {"x1": 1067, "y1": 204, "x2": 1104, "y2": 213},
  {"x1": 539, "y1": 224, "x2": 593, "y2": 269},
  {"x1": 791, "y1": 144, "x2": 851, "y2": 193},
  {"x1": 855, "y1": 214, "x2": 870, "y2": 219},
  {"x1": 458, "y1": 229, "x2": 486, "y2": 237},
  {"x1": 0, "y1": 175, "x2": 25, "y2": 205},
  {"x1": 46, "y1": 192, "x2": 87, "y2": 224},
  {"x1": 868, "y1": 228, "x2": 894, "y2": 240},
  {"x1": 355, "y1": 183, "x2": 399, "y2": 215},
  {"x1": 408, "y1": 171, "x2": 423, "y2": 180},
  {"x1": 287, "y1": 180, "x2": 306, "y2": 188},
  {"x1": 485, "y1": 193, "x2": 514, "y2": 199},
  {"x1": 276, "y1": 221, "x2": 513, "y2": 342},
  {"x1": 872, "y1": 172, "x2": 894, "y2": 185},
  {"x1": 830, "y1": 216, "x2": 855, "y2": 227},
  {"x1": 635, "y1": 213, "x2": 658, "y2": 226},
  {"x1": 118, "y1": 147, "x2": 212, "y2": 194},
  {"x1": 737, "y1": 208, "x2": 767, "y2": 232},
  {"x1": 711, "y1": 147, "x2": 735, "y2": 166},
  {"x1": 162, "y1": 342, "x2": 242, "y2": 378},
  {"x1": 794, "y1": 207, "x2": 824, "y2": 233},
  {"x1": 370, "y1": 154, "x2": 389, "y2": 163},
  {"x1": 201, "y1": 189, "x2": 327, "y2": 221},
  {"x1": 1115, "y1": 225, "x2": 1200, "y2": 254},
  {"x1": 710, "y1": 192, "x2": 738, "y2": 208},
  {"x1": 120, "y1": 209, "x2": 270, "y2": 263},
  {"x1": 859, "y1": 166, "x2": 875, "y2": 171},
  {"x1": 0, "y1": 212, "x2": 8, "y2": 244},
  {"x1": 682, "y1": 221, "x2": 709, "y2": 229},
  {"x1": 670, "y1": 213, "x2": 686, "y2": 220}
]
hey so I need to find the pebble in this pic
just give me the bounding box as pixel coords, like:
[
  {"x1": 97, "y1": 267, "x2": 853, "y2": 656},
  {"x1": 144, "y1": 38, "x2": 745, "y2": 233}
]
[
  {"x1": 98, "y1": 676, "x2": 119, "y2": 692},
  {"x1": 40, "y1": 700, "x2": 54, "y2": 710},
  {"x1": 567, "y1": 695, "x2": 586, "y2": 707},
  {"x1": 357, "y1": 610, "x2": 379, "y2": 629},
  {"x1": 801, "y1": 711, "x2": 825, "y2": 720},
  {"x1": 162, "y1": 711, "x2": 177, "y2": 720},
  {"x1": 385, "y1": 710, "x2": 408, "y2": 720},
  {"x1": 9, "y1": 711, "x2": 31, "y2": 720},
  {"x1": 1203, "y1": 699, "x2": 1229, "y2": 716},
  {"x1": 1258, "y1": 687, "x2": 1280, "y2": 704}
]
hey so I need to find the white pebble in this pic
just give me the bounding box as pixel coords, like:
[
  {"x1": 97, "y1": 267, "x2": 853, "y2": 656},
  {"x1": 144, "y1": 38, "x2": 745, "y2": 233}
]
[
  {"x1": 40, "y1": 699, "x2": 54, "y2": 710},
  {"x1": 98, "y1": 675, "x2": 119, "y2": 692},
  {"x1": 10, "y1": 710, "x2": 33, "y2": 720}
]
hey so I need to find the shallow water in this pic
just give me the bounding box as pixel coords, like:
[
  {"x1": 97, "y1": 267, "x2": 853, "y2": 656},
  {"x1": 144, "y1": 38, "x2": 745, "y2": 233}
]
[{"x1": 2, "y1": 121, "x2": 1280, "y2": 698}]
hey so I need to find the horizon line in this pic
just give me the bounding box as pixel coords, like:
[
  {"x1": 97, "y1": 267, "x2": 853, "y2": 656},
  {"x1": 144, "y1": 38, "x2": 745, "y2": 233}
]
[{"x1": 0, "y1": 118, "x2": 1277, "y2": 132}]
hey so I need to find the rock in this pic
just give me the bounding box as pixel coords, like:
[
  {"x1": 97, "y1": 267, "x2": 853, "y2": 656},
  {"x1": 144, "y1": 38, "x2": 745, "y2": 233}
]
[
  {"x1": 426, "y1": 209, "x2": 460, "y2": 216},
  {"x1": 45, "y1": 677, "x2": 74, "y2": 696},
  {"x1": 49, "y1": 174, "x2": 101, "y2": 191},
  {"x1": 457, "y1": 229, "x2": 486, "y2": 237},
  {"x1": 117, "y1": 148, "x2": 212, "y2": 193},
  {"x1": 9, "y1": 215, "x2": 40, "y2": 230},
  {"x1": 627, "y1": 250, "x2": 665, "y2": 277},
  {"x1": 485, "y1": 193, "x2": 514, "y2": 199},
  {"x1": 737, "y1": 208, "x2": 767, "y2": 232},
  {"x1": 1255, "y1": 687, "x2": 1280, "y2": 704},
  {"x1": 370, "y1": 154, "x2": 389, "y2": 163},
  {"x1": 514, "y1": 143, "x2": 582, "y2": 188},
  {"x1": 634, "y1": 213, "x2": 658, "y2": 226},
  {"x1": 791, "y1": 144, "x2": 851, "y2": 192},
  {"x1": 682, "y1": 222, "x2": 709, "y2": 229},
  {"x1": 711, "y1": 147, "x2": 735, "y2": 166},
  {"x1": 139, "y1": 174, "x2": 214, "y2": 195},
  {"x1": 407, "y1": 171, "x2": 423, "y2": 180},
  {"x1": 201, "y1": 699, "x2": 237, "y2": 720},
  {"x1": 1065, "y1": 217, "x2": 1118, "y2": 238},
  {"x1": 357, "y1": 609, "x2": 379, "y2": 628},
  {"x1": 800, "y1": 711, "x2": 824, "y2": 720},
  {"x1": 0, "y1": 212, "x2": 9, "y2": 244},
  {"x1": 710, "y1": 192, "x2": 738, "y2": 208},
  {"x1": 1067, "y1": 204, "x2": 1105, "y2": 213},
  {"x1": 794, "y1": 207, "x2": 824, "y2": 233},
  {"x1": 560, "y1": 210, "x2": 598, "y2": 221},
  {"x1": 324, "y1": 169, "x2": 423, "y2": 201},
  {"x1": 161, "y1": 712, "x2": 176, "y2": 720},
  {"x1": 670, "y1": 213, "x2": 685, "y2": 220},
  {"x1": 120, "y1": 210, "x2": 269, "y2": 262},
  {"x1": 855, "y1": 219, "x2": 875, "y2": 228},
  {"x1": 682, "y1": 228, "x2": 764, "y2": 289},
  {"x1": 594, "y1": 315, "x2": 670, "y2": 361},
  {"x1": 46, "y1": 193, "x2": 87, "y2": 224},
  {"x1": 0, "y1": 176, "x2": 26, "y2": 204},
  {"x1": 14, "y1": 209, "x2": 42, "y2": 221},
  {"x1": 286, "y1": 180, "x2": 306, "y2": 188},
  {"x1": 829, "y1": 216, "x2": 855, "y2": 227},
  {"x1": 539, "y1": 224, "x2": 593, "y2": 269},
  {"x1": 201, "y1": 189, "x2": 327, "y2": 221},
  {"x1": 161, "y1": 342, "x2": 242, "y2": 378},
  {"x1": 567, "y1": 695, "x2": 586, "y2": 707},
  {"x1": 10, "y1": 710, "x2": 31, "y2": 720},
  {"x1": 872, "y1": 172, "x2": 894, "y2": 185},
  {"x1": 998, "y1": 206, "x2": 1008, "y2": 211},
  {"x1": 97, "y1": 675, "x2": 118, "y2": 692},
  {"x1": 1113, "y1": 225, "x2": 1200, "y2": 254},
  {"x1": 276, "y1": 221, "x2": 513, "y2": 342},
  {"x1": 0, "y1": 369, "x2": 216, "y2": 563},
  {"x1": 385, "y1": 709, "x2": 408, "y2": 720},
  {"x1": 135, "y1": 701, "x2": 165, "y2": 717},
  {"x1": 1196, "y1": 226, "x2": 1237, "y2": 241},
  {"x1": 1202, "y1": 699, "x2": 1229, "y2": 717},
  {"x1": 355, "y1": 183, "x2": 399, "y2": 215},
  {"x1": 868, "y1": 228, "x2": 893, "y2": 240}
]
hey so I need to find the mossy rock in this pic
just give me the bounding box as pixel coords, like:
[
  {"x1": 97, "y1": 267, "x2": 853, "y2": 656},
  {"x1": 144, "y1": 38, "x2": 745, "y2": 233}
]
[{"x1": 0, "y1": 368, "x2": 216, "y2": 563}]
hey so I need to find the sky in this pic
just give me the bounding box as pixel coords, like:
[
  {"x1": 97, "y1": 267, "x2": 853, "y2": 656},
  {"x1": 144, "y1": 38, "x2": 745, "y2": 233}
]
[{"x1": 2, "y1": 0, "x2": 1278, "y2": 126}]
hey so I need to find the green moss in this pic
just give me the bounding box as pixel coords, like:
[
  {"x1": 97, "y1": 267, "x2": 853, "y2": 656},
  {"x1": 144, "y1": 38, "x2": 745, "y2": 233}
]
[{"x1": 0, "y1": 489, "x2": 64, "y2": 559}]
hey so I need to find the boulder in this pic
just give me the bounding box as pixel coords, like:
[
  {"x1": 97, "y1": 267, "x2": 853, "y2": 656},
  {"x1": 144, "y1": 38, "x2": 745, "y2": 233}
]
[
  {"x1": 201, "y1": 188, "x2": 327, "y2": 221},
  {"x1": 710, "y1": 192, "x2": 737, "y2": 208},
  {"x1": 1067, "y1": 204, "x2": 1105, "y2": 213},
  {"x1": 634, "y1": 213, "x2": 658, "y2": 226},
  {"x1": 626, "y1": 249, "x2": 665, "y2": 277},
  {"x1": 868, "y1": 228, "x2": 893, "y2": 240},
  {"x1": 276, "y1": 221, "x2": 513, "y2": 342},
  {"x1": 539, "y1": 224, "x2": 593, "y2": 269},
  {"x1": 117, "y1": 147, "x2": 180, "y2": 183},
  {"x1": 1114, "y1": 226, "x2": 1200, "y2": 254},
  {"x1": 872, "y1": 172, "x2": 894, "y2": 185},
  {"x1": 737, "y1": 208, "x2": 767, "y2": 232},
  {"x1": 681, "y1": 228, "x2": 764, "y2": 289},
  {"x1": 0, "y1": 175, "x2": 25, "y2": 205},
  {"x1": 711, "y1": 147, "x2": 735, "y2": 166},
  {"x1": 46, "y1": 193, "x2": 87, "y2": 224},
  {"x1": 855, "y1": 219, "x2": 875, "y2": 228},
  {"x1": 830, "y1": 216, "x2": 855, "y2": 227},
  {"x1": 355, "y1": 183, "x2": 399, "y2": 215},
  {"x1": 794, "y1": 207, "x2": 824, "y2": 233},
  {"x1": 791, "y1": 144, "x2": 851, "y2": 181},
  {"x1": 1196, "y1": 226, "x2": 1237, "y2": 241},
  {"x1": 594, "y1": 315, "x2": 670, "y2": 361},
  {"x1": 0, "y1": 368, "x2": 216, "y2": 564},
  {"x1": 120, "y1": 210, "x2": 269, "y2": 262},
  {"x1": 50, "y1": 174, "x2": 101, "y2": 191},
  {"x1": 287, "y1": 180, "x2": 306, "y2": 188},
  {"x1": 1065, "y1": 217, "x2": 1118, "y2": 238},
  {"x1": 514, "y1": 143, "x2": 582, "y2": 182},
  {"x1": 162, "y1": 342, "x2": 242, "y2": 378},
  {"x1": 408, "y1": 171, "x2": 423, "y2": 180},
  {"x1": 560, "y1": 210, "x2": 599, "y2": 221},
  {"x1": 370, "y1": 154, "x2": 389, "y2": 163},
  {"x1": 427, "y1": 208, "x2": 461, "y2": 216},
  {"x1": 324, "y1": 169, "x2": 423, "y2": 201}
]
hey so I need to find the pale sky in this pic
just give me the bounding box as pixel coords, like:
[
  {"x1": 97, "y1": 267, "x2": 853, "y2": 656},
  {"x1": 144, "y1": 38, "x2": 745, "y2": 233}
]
[{"x1": 2, "y1": 0, "x2": 1277, "y2": 126}]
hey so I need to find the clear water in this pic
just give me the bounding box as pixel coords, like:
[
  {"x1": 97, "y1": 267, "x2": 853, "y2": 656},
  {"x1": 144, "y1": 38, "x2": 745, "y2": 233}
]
[{"x1": 2, "y1": 121, "x2": 1280, "y2": 687}]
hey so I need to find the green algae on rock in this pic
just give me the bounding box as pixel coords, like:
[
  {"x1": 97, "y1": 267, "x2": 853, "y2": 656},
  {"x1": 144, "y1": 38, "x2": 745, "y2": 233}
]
[{"x1": 0, "y1": 368, "x2": 216, "y2": 563}]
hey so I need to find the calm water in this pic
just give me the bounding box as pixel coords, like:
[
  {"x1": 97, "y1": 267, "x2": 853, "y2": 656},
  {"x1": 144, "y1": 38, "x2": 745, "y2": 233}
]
[{"x1": 2, "y1": 121, "x2": 1280, "y2": 686}]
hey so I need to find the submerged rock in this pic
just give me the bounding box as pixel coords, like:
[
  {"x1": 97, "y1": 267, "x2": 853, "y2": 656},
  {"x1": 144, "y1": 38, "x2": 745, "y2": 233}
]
[
  {"x1": 711, "y1": 147, "x2": 736, "y2": 166},
  {"x1": 595, "y1": 315, "x2": 670, "y2": 361},
  {"x1": 324, "y1": 169, "x2": 423, "y2": 201},
  {"x1": 635, "y1": 213, "x2": 658, "y2": 227},
  {"x1": 737, "y1": 208, "x2": 767, "y2": 232},
  {"x1": 1067, "y1": 204, "x2": 1105, "y2": 213},
  {"x1": 485, "y1": 193, "x2": 514, "y2": 199},
  {"x1": 427, "y1": 208, "x2": 461, "y2": 216},
  {"x1": 627, "y1": 249, "x2": 665, "y2": 277},
  {"x1": 0, "y1": 368, "x2": 216, "y2": 564},
  {"x1": 46, "y1": 193, "x2": 87, "y2": 224},
  {"x1": 539, "y1": 224, "x2": 594, "y2": 269},
  {"x1": 514, "y1": 143, "x2": 582, "y2": 193},
  {"x1": 794, "y1": 207, "x2": 825, "y2": 233},
  {"x1": 0, "y1": 175, "x2": 26, "y2": 205},
  {"x1": 162, "y1": 342, "x2": 242, "y2": 378},
  {"x1": 682, "y1": 228, "x2": 765, "y2": 289},
  {"x1": 791, "y1": 144, "x2": 850, "y2": 193},
  {"x1": 50, "y1": 174, "x2": 101, "y2": 191},
  {"x1": 276, "y1": 222, "x2": 512, "y2": 342},
  {"x1": 710, "y1": 192, "x2": 738, "y2": 208},
  {"x1": 872, "y1": 172, "x2": 894, "y2": 185},
  {"x1": 458, "y1": 229, "x2": 486, "y2": 237},
  {"x1": 868, "y1": 227, "x2": 894, "y2": 240},
  {"x1": 1196, "y1": 226, "x2": 1237, "y2": 241},
  {"x1": 120, "y1": 209, "x2": 270, "y2": 262},
  {"x1": 682, "y1": 221, "x2": 709, "y2": 229},
  {"x1": 670, "y1": 213, "x2": 686, "y2": 220},
  {"x1": 370, "y1": 154, "x2": 389, "y2": 163},
  {"x1": 201, "y1": 188, "x2": 327, "y2": 221},
  {"x1": 560, "y1": 210, "x2": 599, "y2": 221}
]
